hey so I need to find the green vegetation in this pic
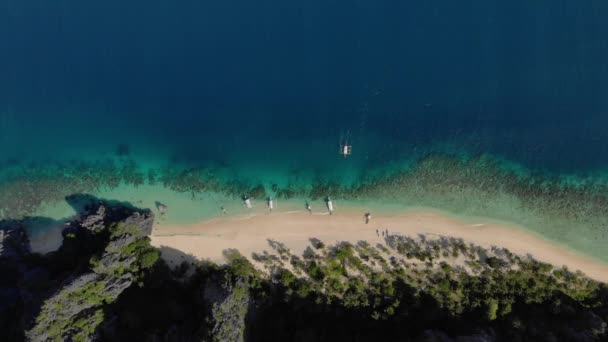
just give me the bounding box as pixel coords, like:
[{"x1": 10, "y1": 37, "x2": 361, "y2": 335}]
[
  {"x1": 191, "y1": 235, "x2": 608, "y2": 340},
  {"x1": 486, "y1": 299, "x2": 499, "y2": 321},
  {"x1": 29, "y1": 219, "x2": 160, "y2": 341},
  {"x1": 100, "y1": 223, "x2": 161, "y2": 277},
  {"x1": 33, "y1": 277, "x2": 112, "y2": 340},
  {"x1": 16, "y1": 204, "x2": 608, "y2": 341},
  {"x1": 72, "y1": 310, "x2": 104, "y2": 342}
]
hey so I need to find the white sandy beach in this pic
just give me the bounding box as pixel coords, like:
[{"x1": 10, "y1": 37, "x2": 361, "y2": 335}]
[{"x1": 150, "y1": 209, "x2": 608, "y2": 283}]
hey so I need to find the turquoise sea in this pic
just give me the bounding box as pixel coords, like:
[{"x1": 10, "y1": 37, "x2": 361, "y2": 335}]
[{"x1": 1, "y1": 1, "x2": 608, "y2": 261}]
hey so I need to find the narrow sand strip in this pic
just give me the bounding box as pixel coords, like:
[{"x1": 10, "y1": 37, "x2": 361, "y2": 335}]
[{"x1": 150, "y1": 210, "x2": 608, "y2": 283}]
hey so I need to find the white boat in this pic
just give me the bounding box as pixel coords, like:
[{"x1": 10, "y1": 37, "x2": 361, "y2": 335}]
[
  {"x1": 340, "y1": 144, "x2": 352, "y2": 158},
  {"x1": 243, "y1": 195, "x2": 252, "y2": 209},
  {"x1": 326, "y1": 196, "x2": 334, "y2": 214},
  {"x1": 339, "y1": 130, "x2": 353, "y2": 158}
]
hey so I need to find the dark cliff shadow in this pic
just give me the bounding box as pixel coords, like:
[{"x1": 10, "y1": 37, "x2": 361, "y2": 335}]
[
  {"x1": 64, "y1": 193, "x2": 101, "y2": 214},
  {"x1": 0, "y1": 193, "x2": 135, "y2": 257},
  {"x1": 1, "y1": 214, "x2": 77, "y2": 259},
  {"x1": 0, "y1": 193, "x2": 153, "y2": 265},
  {"x1": 245, "y1": 275, "x2": 457, "y2": 342},
  {"x1": 156, "y1": 245, "x2": 200, "y2": 271},
  {"x1": 65, "y1": 193, "x2": 140, "y2": 215},
  {"x1": 99, "y1": 246, "x2": 204, "y2": 342}
]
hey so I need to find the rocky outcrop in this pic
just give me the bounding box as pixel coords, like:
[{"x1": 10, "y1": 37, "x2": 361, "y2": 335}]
[
  {"x1": 63, "y1": 194, "x2": 151, "y2": 235},
  {"x1": 121, "y1": 210, "x2": 154, "y2": 236},
  {"x1": 0, "y1": 195, "x2": 160, "y2": 342},
  {"x1": 80, "y1": 205, "x2": 107, "y2": 233},
  {"x1": 0, "y1": 221, "x2": 29, "y2": 259},
  {"x1": 0, "y1": 222, "x2": 31, "y2": 342},
  {"x1": 25, "y1": 201, "x2": 156, "y2": 342},
  {"x1": 203, "y1": 274, "x2": 251, "y2": 342}
]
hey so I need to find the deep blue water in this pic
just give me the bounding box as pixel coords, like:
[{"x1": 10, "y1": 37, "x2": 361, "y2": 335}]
[{"x1": 1, "y1": 0, "x2": 608, "y2": 172}]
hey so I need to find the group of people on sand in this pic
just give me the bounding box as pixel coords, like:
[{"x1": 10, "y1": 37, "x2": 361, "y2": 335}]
[{"x1": 376, "y1": 228, "x2": 390, "y2": 237}]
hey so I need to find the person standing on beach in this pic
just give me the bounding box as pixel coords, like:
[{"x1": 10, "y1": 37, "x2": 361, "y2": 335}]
[
  {"x1": 364, "y1": 212, "x2": 371, "y2": 224},
  {"x1": 305, "y1": 201, "x2": 312, "y2": 214}
]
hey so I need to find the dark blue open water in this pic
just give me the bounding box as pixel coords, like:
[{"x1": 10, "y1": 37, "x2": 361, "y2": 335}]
[{"x1": 1, "y1": 0, "x2": 608, "y2": 172}]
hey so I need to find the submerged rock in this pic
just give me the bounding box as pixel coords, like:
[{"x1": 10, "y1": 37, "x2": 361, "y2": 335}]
[{"x1": 155, "y1": 201, "x2": 168, "y2": 216}]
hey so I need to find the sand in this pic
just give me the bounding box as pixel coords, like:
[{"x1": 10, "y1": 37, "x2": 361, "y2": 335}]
[{"x1": 150, "y1": 209, "x2": 608, "y2": 283}]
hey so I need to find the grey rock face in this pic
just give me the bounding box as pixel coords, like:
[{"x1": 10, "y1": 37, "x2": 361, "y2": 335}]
[
  {"x1": 80, "y1": 205, "x2": 107, "y2": 232},
  {"x1": 122, "y1": 211, "x2": 154, "y2": 236},
  {"x1": 203, "y1": 275, "x2": 250, "y2": 342},
  {"x1": 25, "y1": 207, "x2": 154, "y2": 342},
  {"x1": 0, "y1": 223, "x2": 30, "y2": 259}
]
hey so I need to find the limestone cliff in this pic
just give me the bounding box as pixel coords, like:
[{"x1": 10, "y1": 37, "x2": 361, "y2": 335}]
[
  {"x1": 24, "y1": 200, "x2": 157, "y2": 341},
  {"x1": 202, "y1": 274, "x2": 251, "y2": 342}
]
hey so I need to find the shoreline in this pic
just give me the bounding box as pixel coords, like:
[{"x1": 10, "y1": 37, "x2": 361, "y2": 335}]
[{"x1": 150, "y1": 208, "x2": 608, "y2": 283}]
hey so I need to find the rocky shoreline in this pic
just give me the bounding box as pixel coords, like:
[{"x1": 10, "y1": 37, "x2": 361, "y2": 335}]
[
  {"x1": 1, "y1": 195, "x2": 156, "y2": 341},
  {"x1": 1, "y1": 194, "x2": 608, "y2": 341}
]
